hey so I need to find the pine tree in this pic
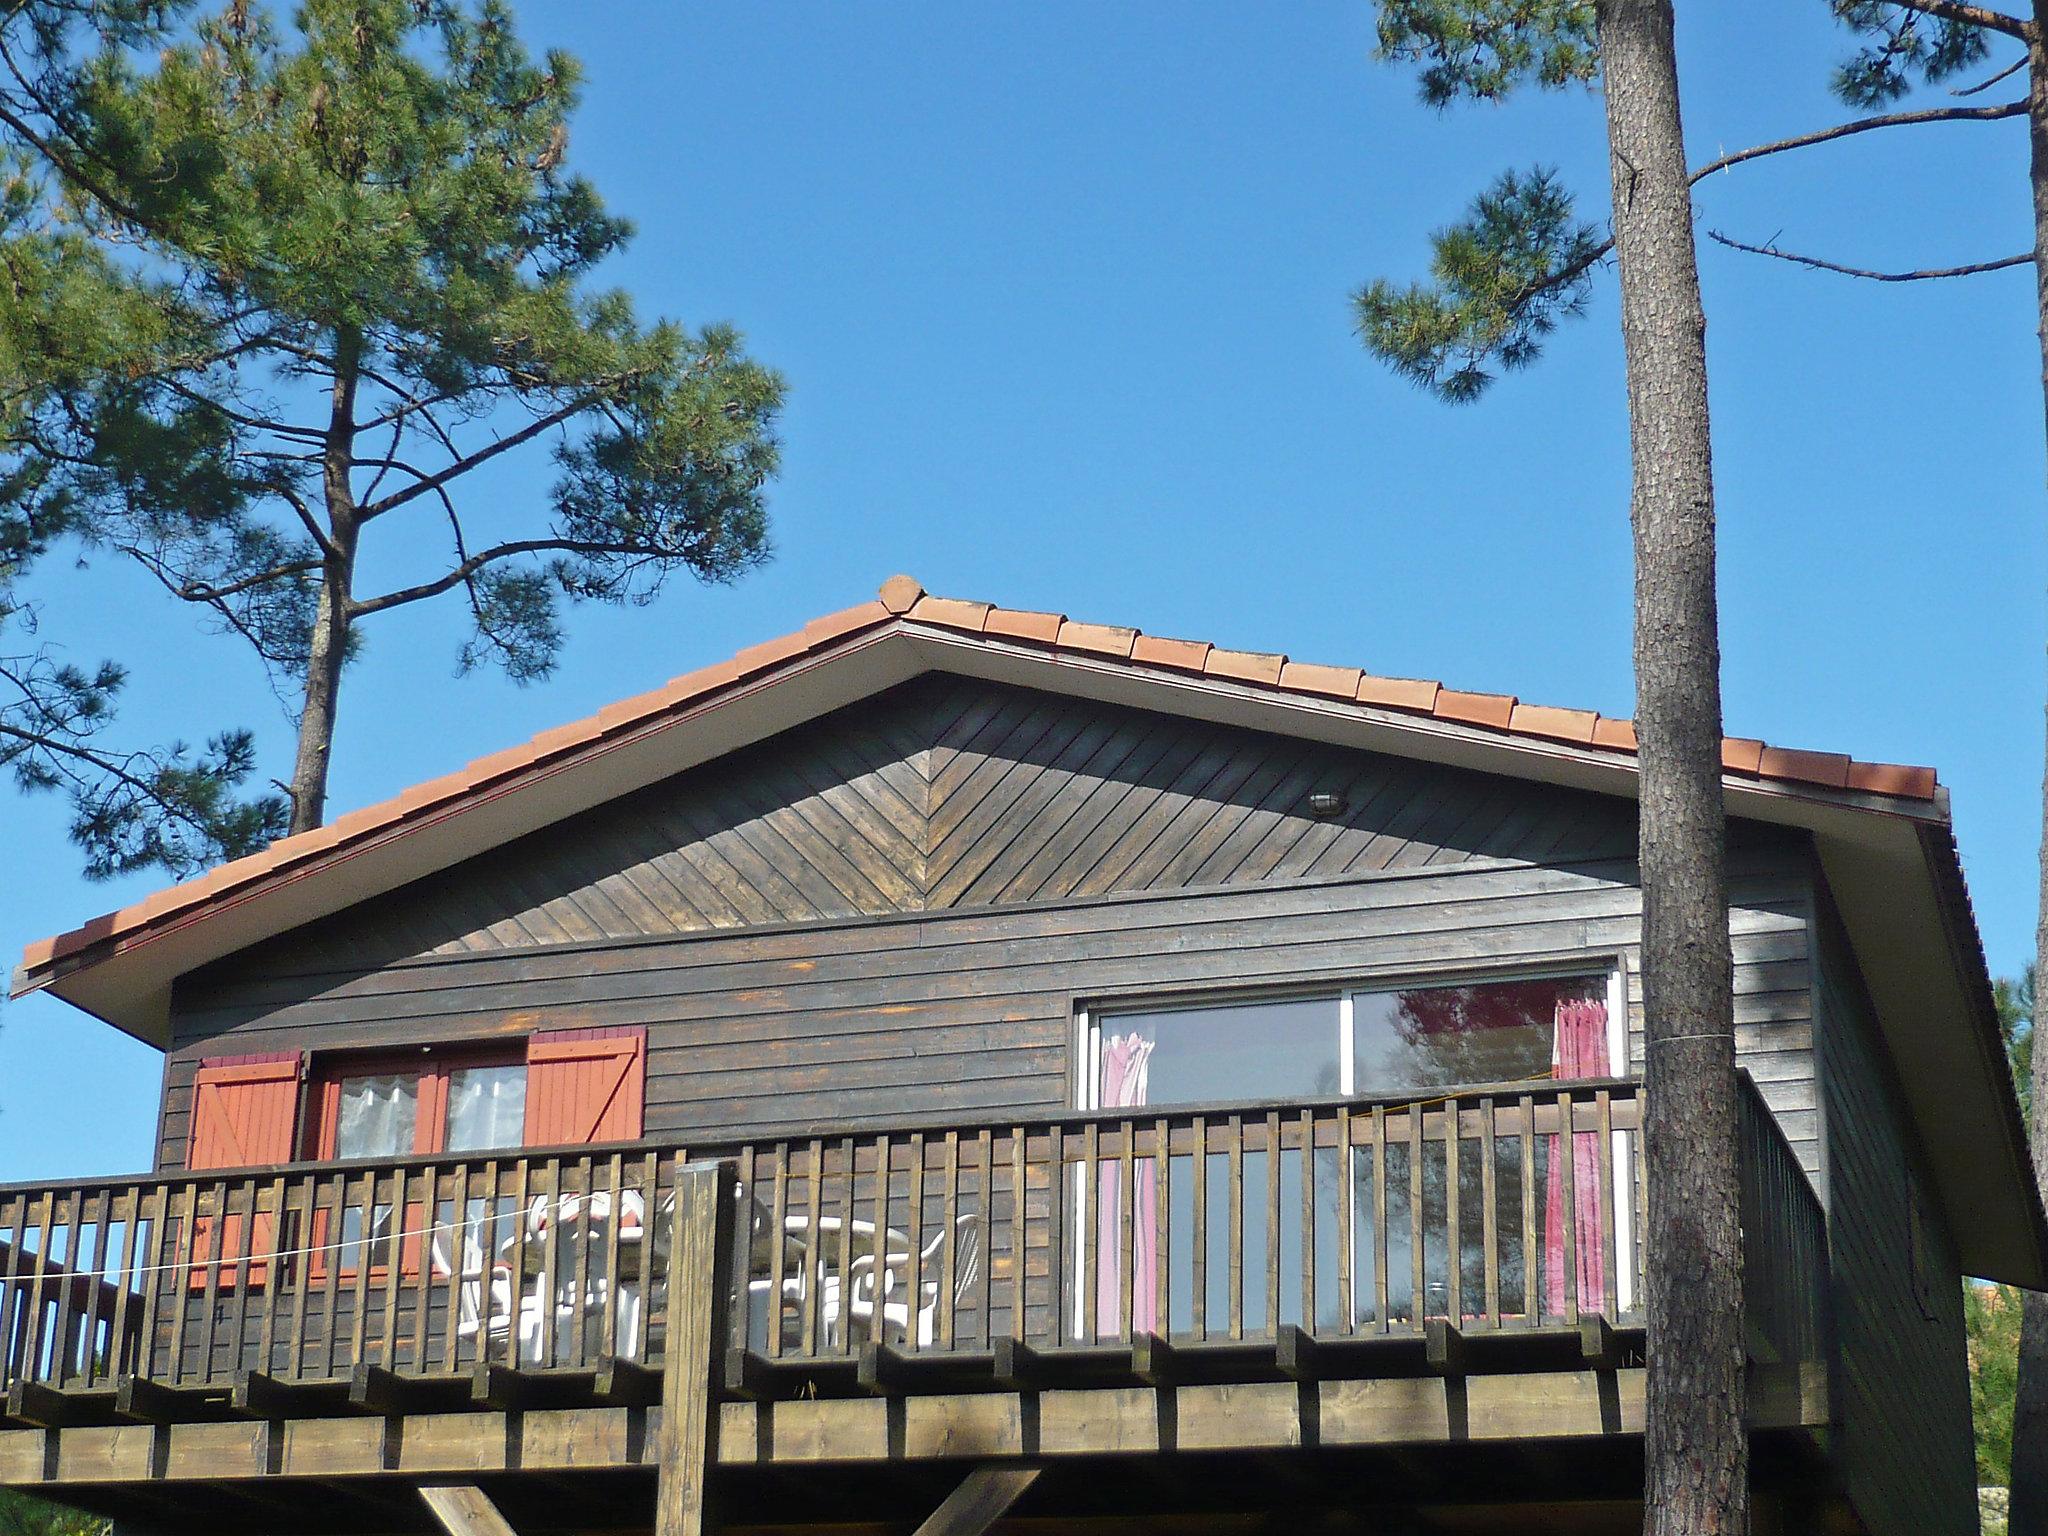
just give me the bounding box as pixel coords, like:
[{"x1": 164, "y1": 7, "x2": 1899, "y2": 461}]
[
  {"x1": 0, "y1": 1, "x2": 285, "y2": 877},
  {"x1": 1363, "y1": 4, "x2": 1746, "y2": 1529},
  {"x1": 0, "y1": 0, "x2": 784, "y2": 834}
]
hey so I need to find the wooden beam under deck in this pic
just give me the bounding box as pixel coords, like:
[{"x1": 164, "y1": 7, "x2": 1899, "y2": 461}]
[{"x1": 0, "y1": 1362, "x2": 1825, "y2": 1491}]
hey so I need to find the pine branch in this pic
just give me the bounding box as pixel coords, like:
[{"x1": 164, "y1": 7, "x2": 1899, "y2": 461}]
[
  {"x1": 1690, "y1": 95, "x2": 2026, "y2": 181},
  {"x1": 1872, "y1": 0, "x2": 2032, "y2": 41},
  {"x1": 1706, "y1": 229, "x2": 2031, "y2": 280},
  {"x1": 348, "y1": 537, "x2": 668, "y2": 617},
  {"x1": 1466, "y1": 96, "x2": 2029, "y2": 325},
  {"x1": 355, "y1": 389, "x2": 620, "y2": 520},
  {"x1": 1952, "y1": 55, "x2": 2029, "y2": 94}
]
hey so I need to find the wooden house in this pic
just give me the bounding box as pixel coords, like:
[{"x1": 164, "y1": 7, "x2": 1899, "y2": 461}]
[{"x1": 1, "y1": 575, "x2": 2039, "y2": 1536}]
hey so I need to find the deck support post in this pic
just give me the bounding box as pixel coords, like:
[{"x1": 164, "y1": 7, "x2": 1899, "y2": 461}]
[{"x1": 655, "y1": 1158, "x2": 736, "y2": 1536}]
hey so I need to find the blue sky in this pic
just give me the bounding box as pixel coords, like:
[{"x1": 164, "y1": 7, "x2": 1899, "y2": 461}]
[{"x1": 0, "y1": 1, "x2": 2039, "y2": 1180}]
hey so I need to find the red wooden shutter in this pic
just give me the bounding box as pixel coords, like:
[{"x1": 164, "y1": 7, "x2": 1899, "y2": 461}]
[
  {"x1": 186, "y1": 1052, "x2": 302, "y2": 1287},
  {"x1": 523, "y1": 1028, "x2": 646, "y2": 1146}
]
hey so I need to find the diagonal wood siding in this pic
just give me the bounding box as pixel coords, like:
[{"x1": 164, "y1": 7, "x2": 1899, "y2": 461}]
[{"x1": 249, "y1": 675, "x2": 1638, "y2": 976}]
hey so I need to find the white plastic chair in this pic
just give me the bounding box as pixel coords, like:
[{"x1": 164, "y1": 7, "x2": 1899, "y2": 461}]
[
  {"x1": 847, "y1": 1214, "x2": 983, "y2": 1348},
  {"x1": 428, "y1": 1221, "x2": 547, "y2": 1364}
]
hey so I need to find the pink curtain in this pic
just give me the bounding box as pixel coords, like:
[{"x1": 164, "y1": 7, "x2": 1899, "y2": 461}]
[
  {"x1": 1542, "y1": 996, "x2": 1609, "y2": 1318},
  {"x1": 1096, "y1": 1032, "x2": 1158, "y2": 1338}
]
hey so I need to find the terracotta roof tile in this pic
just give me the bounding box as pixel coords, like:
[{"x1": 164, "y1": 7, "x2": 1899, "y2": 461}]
[
  {"x1": 909, "y1": 595, "x2": 993, "y2": 632},
  {"x1": 1509, "y1": 703, "x2": 1599, "y2": 745},
  {"x1": 803, "y1": 600, "x2": 892, "y2": 646},
  {"x1": 1592, "y1": 717, "x2": 1638, "y2": 752},
  {"x1": 731, "y1": 630, "x2": 813, "y2": 679},
  {"x1": 1847, "y1": 760, "x2": 1939, "y2": 799},
  {"x1": 1280, "y1": 661, "x2": 1365, "y2": 701},
  {"x1": 1721, "y1": 738, "x2": 1766, "y2": 775},
  {"x1": 1436, "y1": 689, "x2": 1516, "y2": 731},
  {"x1": 1205, "y1": 647, "x2": 1286, "y2": 686},
  {"x1": 13, "y1": 576, "x2": 1945, "y2": 991},
  {"x1": 1757, "y1": 746, "x2": 1851, "y2": 790},
  {"x1": 1355, "y1": 675, "x2": 1441, "y2": 711},
  {"x1": 878, "y1": 574, "x2": 924, "y2": 614},
  {"x1": 1057, "y1": 620, "x2": 1138, "y2": 660},
  {"x1": 983, "y1": 607, "x2": 1064, "y2": 644},
  {"x1": 1132, "y1": 635, "x2": 1213, "y2": 672}
]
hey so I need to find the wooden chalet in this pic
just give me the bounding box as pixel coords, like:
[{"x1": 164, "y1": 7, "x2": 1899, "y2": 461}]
[{"x1": 1, "y1": 575, "x2": 2039, "y2": 1536}]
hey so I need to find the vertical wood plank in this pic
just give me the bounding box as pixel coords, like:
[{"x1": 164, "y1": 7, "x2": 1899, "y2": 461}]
[
  {"x1": 1190, "y1": 1115, "x2": 1209, "y2": 1344},
  {"x1": 654, "y1": 1158, "x2": 736, "y2": 1536}
]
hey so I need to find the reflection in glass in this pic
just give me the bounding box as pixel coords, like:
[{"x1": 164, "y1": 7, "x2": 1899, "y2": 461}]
[
  {"x1": 446, "y1": 1065, "x2": 526, "y2": 1152},
  {"x1": 1352, "y1": 975, "x2": 1608, "y2": 1094}
]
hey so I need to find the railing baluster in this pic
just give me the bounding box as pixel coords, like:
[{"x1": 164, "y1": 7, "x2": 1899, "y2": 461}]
[
  {"x1": 1371, "y1": 1105, "x2": 1388, "y2": 1336},
  {"x1": 905, "y1": 1132, "x2": 927, "y2": 1353},
  {"x1": 939, "y1": 1131, "x2": 960, "y2": 1351},
  {"x1": 1596, "y1": 1090, "x2": 1617, "y2": 1318},
  {"x1": 975, "y1": 1128, "x2": 996, "y2": 1350},
  {"x1": 1407, "y1": 1104, "x2": 1424, "y2": 1334},
  {"x1": 1559, "y1": 1090, "x2": 1580, "y2": 1326},
  {"x1": 1443, "y1": 1105, "x2": 1461, "y2": 1325},
  {"x1": 1299, "y1": 1109, "x2": 1316, "y2": 1332},
  {"x1": 1519, "y1": 1095, "x2": 1537, "y2": 1329},
  {"x1": 1335, "y1": 1107, "x2": 1354, "y2": 1336},
  {"x1": 1479, "y1": 1097, "x2": 1500, "y2": 1330},
  {"x1": 834, "y1": 1137, "x2": 856, "y2": 1359},
  {"x1": 1117, "y1": 1121, "x2": 1135, "y2": 1343},
  {"x1": 1264, "y1": 1111, "x2": 1281, "y2": 1336},
  {"x1": 1190, "y1": 1115, "x2": 1208, "y2": 1343},
  {"x1": 317, "y1": 1172, "x2": 343, "y2": 1377},
  {"x1": 1045, "y1": 1124, "x2": 1064, "y2": 1348},
  {"x1": 256, "y1": 1173, "x2": 289, "y2": 1378},
  {"x1": 799, "y1": 1139, "x2": 824, "y2": 1358},
  {"x1": 1152, "y1": 1116, "x2": 1170, "y2": 1342},
  {"x1": 1006, "y1": 1126, "x2": 1025, "y2": 1347},
  {"x1": 504, "y1": 1157, "x2": 531, "y2": 1374},
  {"x1": 1079, "y1": 1121, "x2": 1100, "y2": 1343},
  {"x1": 166, "y1": 1184, "x2": 196, "y2": 1385},
  {"x1": 869, "y1": 1134, "x2": 892, "y2": 1348},
  {"x1": 1226, "y1": 1115, "x2": 1244, "y2": 1342},
  {"x1": 107, "y1": 1185, "x2": 143, "y2": 1384}
]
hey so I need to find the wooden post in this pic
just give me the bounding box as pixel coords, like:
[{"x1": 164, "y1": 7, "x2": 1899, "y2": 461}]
[{"x1": 655, "y1": 1159, "x2": 736, "y2": 1536}]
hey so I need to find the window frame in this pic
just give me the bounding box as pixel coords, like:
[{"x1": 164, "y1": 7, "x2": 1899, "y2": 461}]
[{"x1": 304, "y1": 1044, "x2": 529, "y2": 1163}]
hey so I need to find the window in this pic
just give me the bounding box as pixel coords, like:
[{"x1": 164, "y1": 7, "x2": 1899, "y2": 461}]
[
  {"x1": 1077, "y1": 969, "x2": 1631, "y2": 1337},
  {"x1": 310, "y1": 1050, "x2": 527, "y2": 1163},
  {"x1": 1085, "y1": 970, "x2": 1622, "y2": 1111}
]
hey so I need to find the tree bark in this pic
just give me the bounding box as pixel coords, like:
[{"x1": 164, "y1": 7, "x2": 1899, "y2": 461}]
[
  {"x1": 286, "y1": 331, "x2": 361, "y2": 835},
  {"x1": 1594, "y1": 3, "x2": 1747, "y2": 1534},
  {"x1": 2006, "y1": 12, "x2": 2048, "y2": 1533}
]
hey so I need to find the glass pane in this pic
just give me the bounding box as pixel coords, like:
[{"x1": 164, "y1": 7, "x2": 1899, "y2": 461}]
[
  {"x1": 1351, "y1": 975, "x2": 1609, "y2": 1095},
  {"x1": 445, "y1": 1064, "x2": 527, "y2": 1153},
  {"x1": 1099, "y1": 996, "x2": 1340, "y2": 1108},
  {"x1": 334, "y1": 1074, "x2": 418, "y2": 1159}
]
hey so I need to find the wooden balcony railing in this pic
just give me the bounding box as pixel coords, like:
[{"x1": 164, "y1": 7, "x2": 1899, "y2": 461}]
[
  {"x1": 0, "y1": 1075, "x2": 1821, "y2": 1416},
  {"x1": 1737, "y1": 1072, "x2": 1829, "y2": 1366}
]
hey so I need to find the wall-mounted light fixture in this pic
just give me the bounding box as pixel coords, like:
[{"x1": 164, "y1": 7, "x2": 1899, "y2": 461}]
[{"x1": 1306, "y1": 791, "x2": 1348, "y2": 819}]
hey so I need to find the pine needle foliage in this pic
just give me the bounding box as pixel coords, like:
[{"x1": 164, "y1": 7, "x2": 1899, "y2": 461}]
[
  {"x1": 1829, "y1": 2, "x2": 1992, "y2": 107},
  {"x1": 1354, "y1": 167, "x2": 1604, "y2": 402},
  {"x1": 0, "y1": 0, "x2": 784, "y2": 830},
  {"x1": 1375, "y1": 0, "x2": 1599, "y2": 104},
  {"x1": 1358, "y1": 4, "x2": 1607, "y2": 401}
]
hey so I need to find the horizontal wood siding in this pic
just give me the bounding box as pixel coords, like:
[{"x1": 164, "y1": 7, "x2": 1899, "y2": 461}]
[
  {"x1": 1813, "y1": 886, "x2": 1974, "y2": 1536},
  {"x1": 163, "y1": 849, "x2": 1816, "y2": 1171}
]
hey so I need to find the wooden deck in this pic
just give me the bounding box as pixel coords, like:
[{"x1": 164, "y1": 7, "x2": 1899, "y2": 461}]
[{"x1": 0, "y1": 1075, "x2": 1832, "y2": 1535}]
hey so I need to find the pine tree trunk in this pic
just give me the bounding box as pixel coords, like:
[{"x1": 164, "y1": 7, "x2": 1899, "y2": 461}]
[
  {"x1": 1593, "y1": 3, "x2": 1747, "y2": 1532},
  {"x1": 286, "y1": 334, "x2": 362, "y2": 836},
  {"x1": 2005, "y1": 16, "x2": 2048, "y2": 1533}
]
